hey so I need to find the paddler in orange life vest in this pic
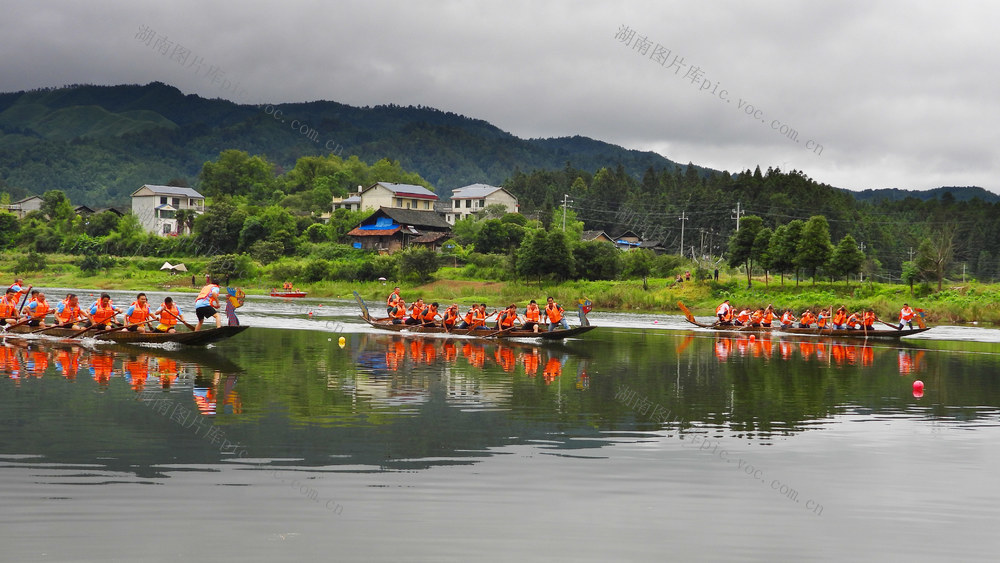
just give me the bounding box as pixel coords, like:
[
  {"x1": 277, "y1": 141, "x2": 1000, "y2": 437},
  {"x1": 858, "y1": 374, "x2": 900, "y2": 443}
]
[
  {"x1": 9, "y1": 278, "x2": 29, "y2": 300},
  {"x1": 24, "y1": 291, "x2": 51, "y2": 328},
  {"x1": 544, "y1": 296, "x2": 569, "y2": 332},
  {"x1": 421, "y1": 302, "x2": 440, "y2": 326},
  {"x1": 495, "y1": 304, "x2": 519, "y2": 331},
  {"x1": 194, "y1": 276, "x2": 222, "y2": 331},
  {"x1": 54, "y1": 293, "x2": 85, "y2": 329},
  {"x1": 0, "y1": 288, "x2": 20, "y2": 326},
  {"x1": 390, "y1": 298, "x2": 407, "y2": 324},
  {"x1": 124, "y1": 293, "x2": 156, "y2": 332},
  {"x1": 405, "y1": 298, "x2": 426, "y2": 325},
  {"x1": 862, "y1": 309, "x2": 876, "y2": 329},
  {"x1": 441, "y1": 304, "x2": 460, "y2": 330},
  {"x1": 386, "y1": 286, "x2": 401, "y2": 316},
  {"x1": 716, "y1": 299, "x2": 733, "y2": 325},
  {"x1": 734, "y1": 308, "x2": 751, "y2": 326},
  {"x1": 522, "y1": 300, "x2": 541, "y2": 333},
  {"x1": 88, "y1": 293, "x2": 122, "y2": 330},
  {"x1": 780, "y1": 309, "x2": 796, "y2": 329},
  {"x1": 153, "y1": 296, "x2": 186, "y2": 333},
  {"x1": 897, "y1": 303, "x2": 915, "y2": 330},
  {"x1": 762, "y1": 305, "x2": 776, "y2": 328},
  {"x1": 799, "y1": 309, "x2": 815, "y2": 328}
]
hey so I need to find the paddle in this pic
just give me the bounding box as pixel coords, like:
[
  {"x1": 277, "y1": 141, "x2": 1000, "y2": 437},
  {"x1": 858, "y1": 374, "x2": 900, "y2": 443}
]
[
  {"x1": 31, "y1": 319, "x2": 78, "y2": 333},
  {"x1": 1, "y1": 317, "x2": 34, "y2": 332},
  {"x1": 485, "y1": 325, "x2": 517, "y2": 338},
  {"x1": 875, "y1": 316, "x2": 900, "y2": 330},
  {"x1": 87, "y1": 320, "x2": 150, "y2": 337},
  {"x1": 16, "y1": 285, "x2": 32, "y2": 315},
  {"x1": 69, "y1": 319, "x2": 122, "y2": 338},
  {"x1": 159, "y1": 307, "x2": 195, "y2": 331}
]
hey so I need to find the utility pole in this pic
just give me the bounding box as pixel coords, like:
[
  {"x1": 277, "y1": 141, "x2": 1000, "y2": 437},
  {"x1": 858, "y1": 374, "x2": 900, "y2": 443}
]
[
  {"x1": 731, "y1": 202, "x2": 744, "y2": 231},
  {"x1": 561, "y1": 194, "x2": 573, "y2": 232},
  {"x1": 859, "y1": 242, "x2": 866, "y2": 283},
  {"x1": 908, "y1": 247, "x2": 915, "y2": 261},
  {"x1": 678, "y1": 211, "x2": 687, "y2": 255}
]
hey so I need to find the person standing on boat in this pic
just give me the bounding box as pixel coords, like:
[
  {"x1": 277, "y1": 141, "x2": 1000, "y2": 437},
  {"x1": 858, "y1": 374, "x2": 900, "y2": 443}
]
[
  {"x1": 124, "y1": 293, "x2": 156, "y2": 332},
  {"x1": 88, "y1": 293, "x2": 122, "y2": 330},
  {"x1": 523, "y1": 300, "x2": 542, "y2": 333},
  {"x1": 544, "y1": 297, "x2": 569, "y2": 332},
  {"x1": 194, "y1": 276, "x2": 222, "y2": 331},
  {"x1": 386, "y1": 287, "x2": 402, "y2": 316},
  {"x1": 24, "y1": 292, "x2": 51, "y2": 328},
  {"x1": 897, "y1": 304, "x2": 915, "y2": 330},
  {"x1": 153, "y1": 296, "x2": 186, "y2": 333},
  {"x1": 8, "y1": 278, "x2": 29, "y2": 299},
  {"x1": 716, "y1": 300, "x2": 733, "y2": 325},
  {"x1": 54, "y1": 294, "x2": 85, "y2": 329}
]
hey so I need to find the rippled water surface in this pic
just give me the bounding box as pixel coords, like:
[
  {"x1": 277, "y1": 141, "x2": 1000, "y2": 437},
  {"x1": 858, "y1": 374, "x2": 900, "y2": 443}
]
[{"x1": 2, "y1": 291, "x2": 1000, "y2": 561}]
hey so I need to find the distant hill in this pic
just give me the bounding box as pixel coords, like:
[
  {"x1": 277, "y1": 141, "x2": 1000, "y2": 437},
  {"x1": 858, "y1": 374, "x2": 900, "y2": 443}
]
[
  {"x1": 852, "y1": 186, "x2": 1000, "y2": 204},
  {"x1": 0, "y1": 82, "x2": 695, "y2": 207}
]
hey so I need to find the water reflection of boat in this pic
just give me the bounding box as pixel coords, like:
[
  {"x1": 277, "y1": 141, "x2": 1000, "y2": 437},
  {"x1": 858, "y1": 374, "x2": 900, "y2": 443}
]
[
  {"x1": 0, "y1": 337, "x2": 245, "y2": 408},
  {"x1": 713, "y1": 335, "x2": 908, "y2": 368}
]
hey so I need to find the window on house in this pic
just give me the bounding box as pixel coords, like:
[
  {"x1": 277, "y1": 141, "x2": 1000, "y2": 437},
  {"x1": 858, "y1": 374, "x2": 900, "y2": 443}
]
[
  {"x1": 424, "y1": 201, "x2": 430, "y2": 209},
  {"x1": 477, "y1": 200, "x2": 483, "y2": 207},
  {"x1": 406, "y1": 202, "x2": 411, "y2": 209},
  {"x1": 454, "y1": 200, "x2": 460, "y2": 208},
  {"x1": 163, "y1": 224, "x2": 171, "y2": 234},
  {"x1": 172, "y1": 198, "x2": 180, "y2": 207},
  {"x1": 465, "y1": 200, "x2": 471, "y2": 208},
  {"x1": 160, "y1": 196, "x2": 167, "y2": 205}
]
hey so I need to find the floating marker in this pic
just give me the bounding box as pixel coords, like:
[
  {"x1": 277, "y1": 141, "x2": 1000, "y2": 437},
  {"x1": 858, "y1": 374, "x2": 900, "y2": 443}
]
[
  {"x1": 913, "y1": 380, "x2": 924, "y2": 397},
  {"x1": 338, "y1": 336, "x2": 346, "y2": 348},
  {"x1": 749, "y1": 334, "x2": 755, "y2": 342}
]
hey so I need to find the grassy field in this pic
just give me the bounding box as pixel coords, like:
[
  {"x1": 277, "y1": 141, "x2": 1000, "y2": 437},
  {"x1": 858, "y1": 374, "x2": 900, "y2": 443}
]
[{"x1": 2, "y1": 254, "x2": 995, "y2": 325}]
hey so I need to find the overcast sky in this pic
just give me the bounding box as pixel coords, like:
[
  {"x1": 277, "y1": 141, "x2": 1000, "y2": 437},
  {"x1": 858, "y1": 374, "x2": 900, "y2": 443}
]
[{"x1": 3, "y1": 0, "x2": 998, "y2": 192}]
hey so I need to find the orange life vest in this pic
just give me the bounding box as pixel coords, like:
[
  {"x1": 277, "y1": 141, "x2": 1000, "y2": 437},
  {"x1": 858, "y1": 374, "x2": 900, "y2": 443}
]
[
  {"x1": 126, "y1": 301, "x2": 152, "y2": 325},
  {"x1": 29, "y1": 299, "x2": 49, "y2": 320},
  {"x1": 545, "y1": 302, "x2": 563, "y2": 323},
  {"x1": 91, "y1": 301, "x2": 117, "y2": 325},
  {"x1": 158, "y1": 303, "x2": 181, "y2": 327},
  {"x1": 524, "y1": 305, "x2": 540, "y2": 323},
  {"x1": 56, "y1": 299, "x2": 82, "y2": 324}
]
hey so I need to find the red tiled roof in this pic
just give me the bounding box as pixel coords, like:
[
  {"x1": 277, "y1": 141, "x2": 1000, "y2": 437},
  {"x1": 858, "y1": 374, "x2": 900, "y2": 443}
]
[{"x1": 347, "y1": 227, "x2": 400, "y2": 236}]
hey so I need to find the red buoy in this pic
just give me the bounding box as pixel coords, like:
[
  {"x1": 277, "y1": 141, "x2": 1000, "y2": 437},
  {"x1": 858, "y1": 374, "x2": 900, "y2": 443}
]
[{"x1": 913, "y1": 380, "x2": 924, "y2": 398}]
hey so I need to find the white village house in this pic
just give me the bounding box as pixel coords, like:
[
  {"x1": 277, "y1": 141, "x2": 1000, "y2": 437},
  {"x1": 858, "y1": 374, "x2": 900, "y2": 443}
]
[
  {"x1": 333, "y1": 182, "x2": 439, "y2": 214},
  {"x1": 131, "y1": 185, "x2": 205, "y2": 235},
  {"x1": 445, "y1": 183, "x2": 518, "y2": 224}
]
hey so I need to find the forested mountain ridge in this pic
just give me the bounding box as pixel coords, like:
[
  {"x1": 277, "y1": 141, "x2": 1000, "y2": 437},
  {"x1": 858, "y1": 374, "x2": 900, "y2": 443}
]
[{"x1": 0, "y1": 82, "x2": 693, "y2": 206}]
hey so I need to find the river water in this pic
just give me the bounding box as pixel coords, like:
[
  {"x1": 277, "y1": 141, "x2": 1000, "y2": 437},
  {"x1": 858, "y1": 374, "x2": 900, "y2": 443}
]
[{"x1": 2, "y1": 291, "x2": 1000, "y2": 561}]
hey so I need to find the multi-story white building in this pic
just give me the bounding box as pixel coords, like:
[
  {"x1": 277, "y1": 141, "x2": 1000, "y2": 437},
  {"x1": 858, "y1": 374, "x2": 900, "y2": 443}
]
[
  {"x1": 445, "y1": 183, "x2": 518, "y2": 224},
  {"x1": 355, "y1": 182, "x2": 438, "y2": 211},
  {"x1": 131, "y1": 184, "x2": 205, "y2": 235}
]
